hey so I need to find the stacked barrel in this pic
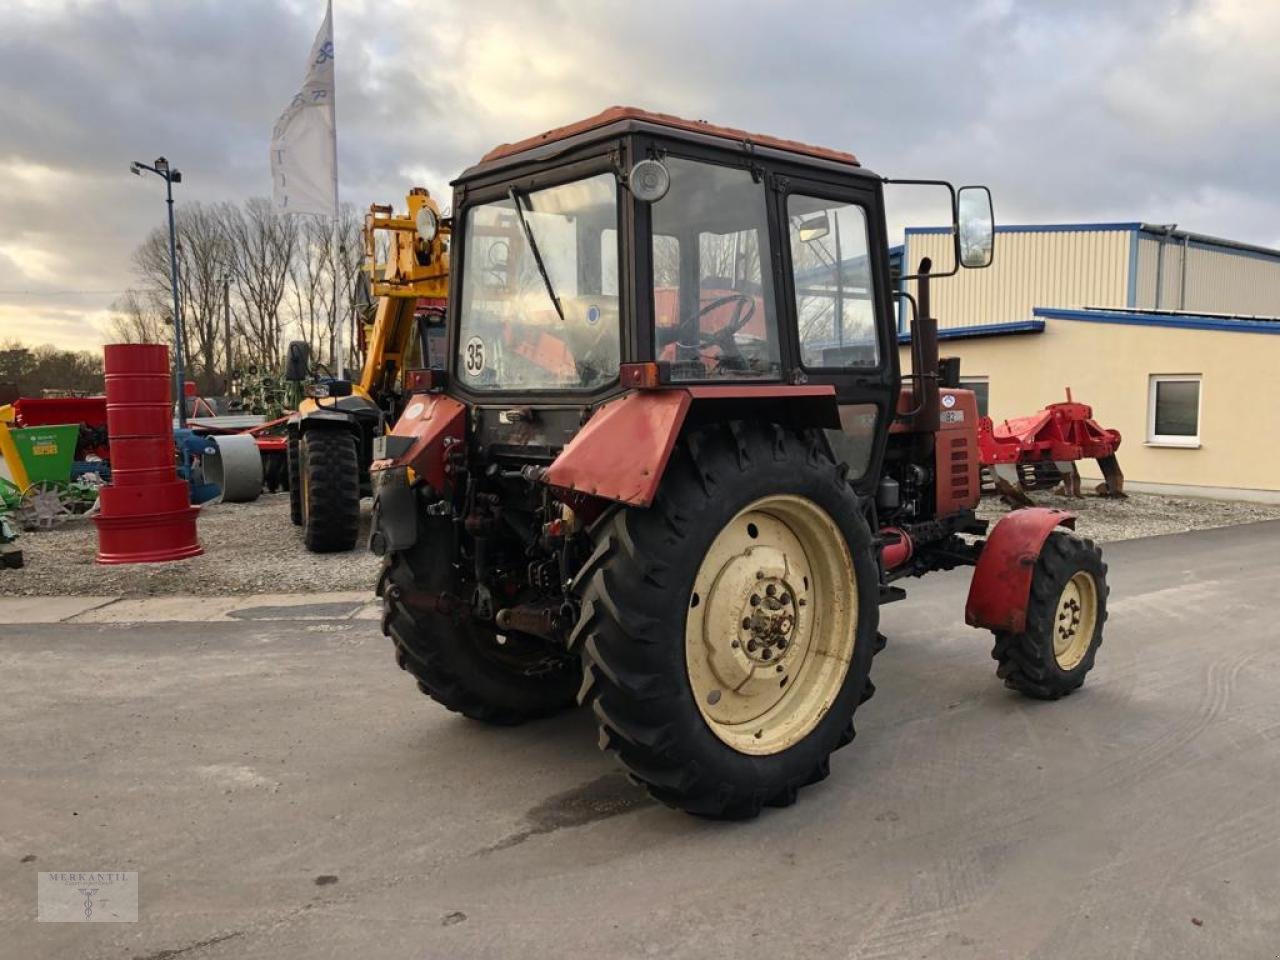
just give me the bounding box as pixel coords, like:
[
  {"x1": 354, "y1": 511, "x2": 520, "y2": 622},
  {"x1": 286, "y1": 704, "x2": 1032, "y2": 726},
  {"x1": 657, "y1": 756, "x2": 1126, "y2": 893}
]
[{"x1": 94, "y1": 344, "x2": 203, "y2": 564}]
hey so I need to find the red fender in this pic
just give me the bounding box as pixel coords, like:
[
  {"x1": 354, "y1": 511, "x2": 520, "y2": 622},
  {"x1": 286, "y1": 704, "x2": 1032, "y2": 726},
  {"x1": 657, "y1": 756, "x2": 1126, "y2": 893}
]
[
  {"x1": 543, "y1": 385, "x2": 837, "y2": 507},
  {"x1": 965, "y1": 507, "x2": 1076, "y2": 633},
  {"x1": 379, "y1": 393, "x2": 466, "y2": 491}
]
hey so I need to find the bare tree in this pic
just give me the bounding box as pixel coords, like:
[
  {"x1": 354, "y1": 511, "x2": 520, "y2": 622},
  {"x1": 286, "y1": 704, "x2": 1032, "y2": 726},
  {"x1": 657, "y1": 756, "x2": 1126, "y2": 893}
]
[
  {"x1": 221, "y1": 197, "x2": 297, "y2": 369},
  {"x1": 106, "y1": 289, "x2": 171, "y2": 345},
  {"x1": 132, "y1": 202, "x2": 233, "y2": 391}
]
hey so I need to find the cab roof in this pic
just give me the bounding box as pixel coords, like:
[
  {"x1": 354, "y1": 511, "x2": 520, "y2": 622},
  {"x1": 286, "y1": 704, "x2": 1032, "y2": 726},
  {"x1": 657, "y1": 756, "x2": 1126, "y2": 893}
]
[{"x1": 456, "y1": 106, "x2": 861, "y2": 183}]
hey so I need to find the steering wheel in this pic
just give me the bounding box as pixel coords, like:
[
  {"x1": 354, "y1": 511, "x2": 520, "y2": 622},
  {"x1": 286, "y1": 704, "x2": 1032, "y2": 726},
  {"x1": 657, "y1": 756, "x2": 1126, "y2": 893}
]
[
  {"x1": 694, "y1": 293, "x2": 756, "y2": 348},
  {"x1": 657, "y1": 293, "x2": 757, "y2": 353}
]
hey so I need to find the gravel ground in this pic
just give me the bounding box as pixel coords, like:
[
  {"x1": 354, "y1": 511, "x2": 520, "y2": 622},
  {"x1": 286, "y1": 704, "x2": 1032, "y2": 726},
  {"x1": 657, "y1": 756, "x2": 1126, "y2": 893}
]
[
  {"x1": 3, "y1": 493, "x2": 380, "y2": 597},
  {"x1": 976, "y1": 489, "x2": 1280, "y2": 543},
  {"x1": 3, "y1": 488, "x2": 1278, "y2": 597}
]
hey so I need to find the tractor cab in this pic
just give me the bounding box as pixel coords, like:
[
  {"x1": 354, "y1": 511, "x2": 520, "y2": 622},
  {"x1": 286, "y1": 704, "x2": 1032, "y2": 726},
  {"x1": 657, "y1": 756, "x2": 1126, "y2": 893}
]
[
  {"x1": 437, "y1": 107, "x2": 992, "y2": 499},
  {"x1": 371, "y1": 109, "x2": 1106, "y2": 821}
]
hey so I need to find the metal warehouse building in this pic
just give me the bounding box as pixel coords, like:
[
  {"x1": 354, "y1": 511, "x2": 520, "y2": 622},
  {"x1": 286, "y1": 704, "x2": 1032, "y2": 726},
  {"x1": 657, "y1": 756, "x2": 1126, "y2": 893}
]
[{"x1": 897, "y1": 223, "x2": 1280, "y2": 501}]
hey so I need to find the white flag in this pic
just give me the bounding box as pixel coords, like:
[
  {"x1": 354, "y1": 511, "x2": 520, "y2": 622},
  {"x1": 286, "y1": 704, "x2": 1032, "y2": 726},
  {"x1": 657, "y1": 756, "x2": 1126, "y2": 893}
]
[{"x1": 270, "y1": 2, "x2": 336, "y2": 217}]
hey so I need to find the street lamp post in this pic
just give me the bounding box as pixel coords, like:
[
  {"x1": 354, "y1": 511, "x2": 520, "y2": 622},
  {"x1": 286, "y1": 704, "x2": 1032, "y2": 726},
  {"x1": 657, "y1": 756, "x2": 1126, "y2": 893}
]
[{"x1": 130, "y1": 157, "x2": 187, "y2": 427}]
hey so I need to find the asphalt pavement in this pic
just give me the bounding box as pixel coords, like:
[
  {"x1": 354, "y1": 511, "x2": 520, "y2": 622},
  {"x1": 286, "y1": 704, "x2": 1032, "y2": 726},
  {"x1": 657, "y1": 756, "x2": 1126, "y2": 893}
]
[{"x1": 3, "y1": 521, "x2": 1278, "y2": 959}]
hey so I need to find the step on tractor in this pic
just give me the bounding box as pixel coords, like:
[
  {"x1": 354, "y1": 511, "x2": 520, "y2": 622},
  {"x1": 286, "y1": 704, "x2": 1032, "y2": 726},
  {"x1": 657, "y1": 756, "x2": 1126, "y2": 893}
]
[
  {"x1": 287, "y1": 189, "x2": 451, "y2": 552},
  {"x1": 369, "y1": 108, "x2": 1109, "y2": 818}
]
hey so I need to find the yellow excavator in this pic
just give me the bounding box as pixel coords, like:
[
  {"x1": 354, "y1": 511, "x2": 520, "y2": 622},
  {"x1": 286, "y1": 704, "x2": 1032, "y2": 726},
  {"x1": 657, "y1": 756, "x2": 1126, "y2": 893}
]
[{"x1": 287, "y1": 188, "x2": 450, "y2": 552}]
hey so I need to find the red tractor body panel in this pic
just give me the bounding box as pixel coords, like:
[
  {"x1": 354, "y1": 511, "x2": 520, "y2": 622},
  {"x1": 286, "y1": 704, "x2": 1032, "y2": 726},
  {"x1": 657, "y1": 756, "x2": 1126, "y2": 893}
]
[
  {"x1": 543, "y1": 384, "x2": 837, "y2": 507},
  {"x1": 384, "y1": 393, "x2": 466, "y2": 491},
  {"x1": 933, "y1": 389, "x2": 982, "y2": 515},
  {"x1": 965, "y1": 507, "x2": 1076, "y2": 633}
]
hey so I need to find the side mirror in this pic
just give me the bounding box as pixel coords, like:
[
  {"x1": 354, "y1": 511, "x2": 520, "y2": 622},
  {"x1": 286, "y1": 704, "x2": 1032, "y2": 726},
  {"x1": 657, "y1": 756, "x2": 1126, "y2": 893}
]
[
  {"x1": 957, "y1": 186, "x2": 994, "y2": 268},
  {"x1": 797, "y1": 213, "x2": 831, "y2": 244}
]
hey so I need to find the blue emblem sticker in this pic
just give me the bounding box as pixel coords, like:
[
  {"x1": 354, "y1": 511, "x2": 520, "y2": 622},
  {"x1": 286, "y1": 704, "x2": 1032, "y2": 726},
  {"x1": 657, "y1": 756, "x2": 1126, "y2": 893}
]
[{"x1": 586, "y1": 305, "x2": 601, "y2": 325}]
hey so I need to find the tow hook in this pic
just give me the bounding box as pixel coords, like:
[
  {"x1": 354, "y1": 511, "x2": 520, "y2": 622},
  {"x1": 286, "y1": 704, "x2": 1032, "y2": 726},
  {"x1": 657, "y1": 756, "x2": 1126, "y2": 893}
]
[{"x1": 495, "y1": 601, "x2": 577, "y2": 643}]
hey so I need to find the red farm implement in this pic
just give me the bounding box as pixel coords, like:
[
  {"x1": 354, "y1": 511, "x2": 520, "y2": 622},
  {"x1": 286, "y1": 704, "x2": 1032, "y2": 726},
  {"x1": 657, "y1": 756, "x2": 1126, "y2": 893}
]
[{"x1": 978, "y1": 390, "x2": 1125, "y2": 506}]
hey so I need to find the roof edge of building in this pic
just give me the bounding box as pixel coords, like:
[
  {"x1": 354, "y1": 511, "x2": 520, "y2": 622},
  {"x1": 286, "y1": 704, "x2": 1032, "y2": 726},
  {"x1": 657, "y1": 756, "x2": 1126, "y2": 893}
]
[{"x1": 1034, "y1": 306, "x2": 1280, "y2": 335}]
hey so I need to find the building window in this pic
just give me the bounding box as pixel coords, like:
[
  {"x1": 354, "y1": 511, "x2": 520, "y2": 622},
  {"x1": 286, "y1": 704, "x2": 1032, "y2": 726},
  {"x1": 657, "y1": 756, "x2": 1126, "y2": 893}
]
[
  {"x1": 959, "y1": 377, "x2": 990, "y2": 417},
  {"x1": 1147, "y1": 375, "x2": 1201, "y2": 446}
]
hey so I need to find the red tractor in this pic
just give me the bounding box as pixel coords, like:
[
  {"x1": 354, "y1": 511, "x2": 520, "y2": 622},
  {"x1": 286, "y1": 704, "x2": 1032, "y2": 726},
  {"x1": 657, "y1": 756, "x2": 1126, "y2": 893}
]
[{"x1": 369, "y1": 108, "x2": 1108, "y2": 818}]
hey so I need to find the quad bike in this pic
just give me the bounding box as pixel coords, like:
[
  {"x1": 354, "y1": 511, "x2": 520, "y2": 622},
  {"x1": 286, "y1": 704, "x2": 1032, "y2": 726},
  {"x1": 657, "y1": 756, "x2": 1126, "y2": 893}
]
[{"x1": 368, "y1": 108, "x2": 1108, "y2": 818}]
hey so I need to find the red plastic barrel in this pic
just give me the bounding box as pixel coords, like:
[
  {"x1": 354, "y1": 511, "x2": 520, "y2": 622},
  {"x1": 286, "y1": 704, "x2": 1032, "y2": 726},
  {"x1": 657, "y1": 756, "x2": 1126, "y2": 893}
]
[{"x1": 94, "y1": 343, "x2": 202, "y2": 564}]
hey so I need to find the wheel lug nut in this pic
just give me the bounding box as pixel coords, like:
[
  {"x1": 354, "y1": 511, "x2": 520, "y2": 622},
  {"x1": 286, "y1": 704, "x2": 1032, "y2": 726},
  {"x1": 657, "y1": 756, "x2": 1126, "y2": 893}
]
[
  {"x1": 755, "y1": 570, "x2": 765, "y2": 580},
  {"x1": 766, "y1": 584, "x2": 776, "y2": 597},
  {"x1": 750, "y1": 595, "x2": 760, "y2": 606},
  {"x1": 741, "y1": 617, "x2": 751, "y2": 629}
]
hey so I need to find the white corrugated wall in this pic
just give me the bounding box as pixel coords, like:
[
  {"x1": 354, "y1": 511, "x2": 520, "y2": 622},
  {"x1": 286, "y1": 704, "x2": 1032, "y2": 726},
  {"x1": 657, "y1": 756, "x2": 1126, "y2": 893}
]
[
  {"x1": 903, "y1": 228, "x2": 1131, "y2": 331},
  {"x1": 1134, "y1": 235, "x2": 1280, "y2": 315}
]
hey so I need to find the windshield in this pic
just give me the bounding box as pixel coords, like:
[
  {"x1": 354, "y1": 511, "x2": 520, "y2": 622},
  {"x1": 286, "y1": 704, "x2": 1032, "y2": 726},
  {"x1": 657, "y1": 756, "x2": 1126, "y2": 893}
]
[{"x1": 456, "y1": 172, "x2": 620, "y2": 392}]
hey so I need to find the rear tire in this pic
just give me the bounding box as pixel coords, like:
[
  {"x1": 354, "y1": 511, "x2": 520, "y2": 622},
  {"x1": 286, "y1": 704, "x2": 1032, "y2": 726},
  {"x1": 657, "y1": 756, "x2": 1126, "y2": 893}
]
[
  {"x1": 992, "y1": 531, "x2": 1107, "y2": 699},
  {"x1": 287, "y1": 435, "x2": 302, "y2": 526},
  {"x1": 574, "y1": 422, "x2": 879, "y2": 819},
  {"x1": 300, "y1": 429, "x2": 360, "y2": 552},
  {"x1": 380, "y1": 552, "x2": 581, "y2": 724}
]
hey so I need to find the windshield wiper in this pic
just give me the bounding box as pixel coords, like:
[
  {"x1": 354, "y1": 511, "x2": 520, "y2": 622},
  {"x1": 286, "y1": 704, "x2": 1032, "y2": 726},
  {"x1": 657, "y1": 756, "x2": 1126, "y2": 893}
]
[{"x1": 507, "y1": 187, "x2": 565, "y2": 324}]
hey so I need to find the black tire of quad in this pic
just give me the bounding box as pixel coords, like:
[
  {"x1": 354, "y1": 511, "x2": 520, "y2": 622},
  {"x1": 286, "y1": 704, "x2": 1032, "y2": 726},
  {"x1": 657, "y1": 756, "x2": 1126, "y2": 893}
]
[
  {"x1": 379, "y1": 553, "x2": 582, "y2": 724},
  {"x1": 991, "y1": 531, "x2": 1108, "y2": 700},
  {"x1": 574, "y1": 422, "x2": 881, "y2": 819},
  {"x1": 300, "y1": 429, "x2": 361, "y2": 553},
  {"x1": 287, "y1": 434, "x2": 302, "y2": 526}
]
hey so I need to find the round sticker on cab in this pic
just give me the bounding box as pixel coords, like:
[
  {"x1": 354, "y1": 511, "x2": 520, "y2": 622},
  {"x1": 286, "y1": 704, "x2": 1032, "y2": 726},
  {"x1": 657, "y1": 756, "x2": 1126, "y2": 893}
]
[
  {"x1": 941, "y1": 394, "x2": 956, "y2": 408},
  {"x1": 586, "y1": 304, "x2": 601, "y2": 325},
  {"x1": 404, "y1": 401, "x2": 425, "y2": 420},
  {"x1": 464, "y1": 336, "x2": 485, "y2": 375}
]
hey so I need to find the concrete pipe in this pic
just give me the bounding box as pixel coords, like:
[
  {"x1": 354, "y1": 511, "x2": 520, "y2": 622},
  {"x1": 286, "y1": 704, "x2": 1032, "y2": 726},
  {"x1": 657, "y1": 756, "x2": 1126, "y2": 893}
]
[{"x1": 204, "y1": 434, "x2": 263, "y2": 503}]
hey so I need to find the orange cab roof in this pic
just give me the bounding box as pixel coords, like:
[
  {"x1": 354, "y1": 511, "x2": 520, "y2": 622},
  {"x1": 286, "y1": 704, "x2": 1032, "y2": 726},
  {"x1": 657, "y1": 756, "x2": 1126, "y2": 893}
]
[{"x1": 480, "y1": 106, "x2": 860, "y2": 166}]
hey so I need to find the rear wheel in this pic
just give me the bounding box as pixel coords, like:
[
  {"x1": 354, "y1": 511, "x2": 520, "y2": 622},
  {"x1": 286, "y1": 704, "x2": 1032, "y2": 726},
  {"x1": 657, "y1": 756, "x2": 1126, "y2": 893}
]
[
  {"x1": 380, "y1": 551, "x2": 580, "y2": 724},
  {"x1": 300, "y1": 429, "x2": 360, "y2": 552},
  {"x1": 991, "y1": 531, "x2": 1107, "y2": 699},
  {"x1": 575, "y1": 423, "x2": 879, "y2": 818}
]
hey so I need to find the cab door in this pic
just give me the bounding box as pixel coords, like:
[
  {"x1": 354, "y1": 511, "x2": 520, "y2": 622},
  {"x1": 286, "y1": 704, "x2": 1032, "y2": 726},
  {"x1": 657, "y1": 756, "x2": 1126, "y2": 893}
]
[{"x1": 773, "y1": 175, "x2": 899, "y2": 497}]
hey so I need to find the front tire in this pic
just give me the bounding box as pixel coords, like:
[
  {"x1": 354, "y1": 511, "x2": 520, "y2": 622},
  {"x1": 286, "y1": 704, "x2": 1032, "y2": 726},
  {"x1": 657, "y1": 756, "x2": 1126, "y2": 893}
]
[
  {"x1": 300, "y1": 429, "x2": 361, "y2": 552},
  {"x1": 991, "y1": 531, "x2": 1107, "y2": 699},
  {"x1": 575, "y1": 423, "x2": 879, "y2": 818}
]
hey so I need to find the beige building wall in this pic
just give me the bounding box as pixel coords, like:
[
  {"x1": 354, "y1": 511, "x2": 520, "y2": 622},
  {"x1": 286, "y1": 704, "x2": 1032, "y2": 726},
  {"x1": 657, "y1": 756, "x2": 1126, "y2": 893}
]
[
  {"x1": 902, "y1": 228, "x2": 1131, "y2": 330},
  {"x1": 898, "y1": 318, "x2": 1280, "y2": 498}
]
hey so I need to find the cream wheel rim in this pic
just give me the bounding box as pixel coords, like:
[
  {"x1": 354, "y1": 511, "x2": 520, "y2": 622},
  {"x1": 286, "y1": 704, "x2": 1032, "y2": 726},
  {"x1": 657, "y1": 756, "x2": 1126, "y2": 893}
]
[
  {"x1": 684, "y1": 495, "x2": 858, "y2": 755},
  {"x1": 1053, "y1": 571, "x2": 1098, "y2": 670}
]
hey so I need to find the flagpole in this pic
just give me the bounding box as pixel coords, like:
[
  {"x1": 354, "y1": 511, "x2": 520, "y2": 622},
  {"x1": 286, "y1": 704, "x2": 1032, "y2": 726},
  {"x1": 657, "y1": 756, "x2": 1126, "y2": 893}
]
[{"x1": 328, "y1": 0, "x2": 343, "y2": 381}]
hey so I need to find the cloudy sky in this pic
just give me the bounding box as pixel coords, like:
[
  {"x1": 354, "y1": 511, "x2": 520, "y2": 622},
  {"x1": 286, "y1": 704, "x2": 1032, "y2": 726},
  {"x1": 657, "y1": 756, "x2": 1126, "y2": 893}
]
[{"x1": 2, "y1": 0, "x2": 1277, "y2": 350}]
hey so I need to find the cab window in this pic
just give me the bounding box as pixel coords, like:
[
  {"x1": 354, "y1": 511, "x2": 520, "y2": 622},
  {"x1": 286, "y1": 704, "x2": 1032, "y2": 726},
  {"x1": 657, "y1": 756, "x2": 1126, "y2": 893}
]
[
  {"x1": 787, "y1": 195, "x2": 879, "y2": 368},
  {"x1": 650, "y1": 157, "x2": 781, "y2": 381}
]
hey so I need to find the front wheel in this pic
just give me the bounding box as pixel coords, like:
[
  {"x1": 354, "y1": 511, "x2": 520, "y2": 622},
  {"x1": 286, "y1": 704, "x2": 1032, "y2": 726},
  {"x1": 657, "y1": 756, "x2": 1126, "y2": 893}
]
[
  {"x1": 991, "y1": 531, "x2": 1107, "y2": 699},
  {"x1": 575, "y1": 423, "x2": 880, "y2": 818},
  {"x1": 299, "y1": 429, "x2": 360, "y2": 552}
]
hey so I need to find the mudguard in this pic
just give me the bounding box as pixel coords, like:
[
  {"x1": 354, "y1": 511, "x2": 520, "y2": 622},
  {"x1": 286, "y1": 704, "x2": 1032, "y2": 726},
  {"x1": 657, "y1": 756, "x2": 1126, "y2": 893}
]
[
  {"x1": 377, "y1": 393, "x2": 466, "y2": 492},
  {"x1": 543, "y1": 385, "x2": 837, "y2": 507},
  {"x1": 965, "y1": 507, "x2": 1076, "y2": 633}
]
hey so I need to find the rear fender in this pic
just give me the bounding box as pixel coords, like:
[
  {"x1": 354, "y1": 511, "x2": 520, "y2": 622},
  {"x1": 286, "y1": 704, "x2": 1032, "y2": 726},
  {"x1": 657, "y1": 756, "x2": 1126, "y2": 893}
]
[
  {"x1": 965, "y1": 507, "x2": 1076, "y2": 633},
  {"x1": 374, "y1": 393, "x2": 466, "y2": 492},
  {"x1": 542, "y1": 385, "x2": 837, "y2": 507}
]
